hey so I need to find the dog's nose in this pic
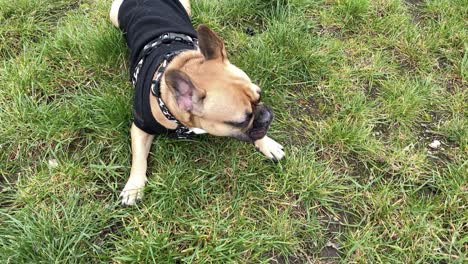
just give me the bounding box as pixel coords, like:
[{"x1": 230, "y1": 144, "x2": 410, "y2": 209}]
[
  {"x1": 248, "y1": 105, "x2": 273, "y2": 141},
  {"x1": 254, "y1": 105, "x2": 273, "y2": 125}
]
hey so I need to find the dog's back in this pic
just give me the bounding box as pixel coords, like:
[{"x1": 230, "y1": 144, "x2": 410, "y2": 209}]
[
  {"x1": 110, "y1": 0, "x2": 191, "y2": 28},
  {"x1": 111, "y1": 0, "x2": 197, "y2": 72}
]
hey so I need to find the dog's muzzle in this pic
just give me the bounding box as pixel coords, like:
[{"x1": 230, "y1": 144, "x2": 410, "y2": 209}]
[{"x1": 247, "y1": 105, "x2": 273, "y2": 141}]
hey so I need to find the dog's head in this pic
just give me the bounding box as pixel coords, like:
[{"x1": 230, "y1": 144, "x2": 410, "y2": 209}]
[{"x1": 165, "y1": 25, "x2": 273, "y2": 142}]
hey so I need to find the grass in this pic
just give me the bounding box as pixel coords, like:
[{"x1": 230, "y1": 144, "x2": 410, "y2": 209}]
[{"x1": 0, "y1": 0, "x2": 466, "y2": 262}]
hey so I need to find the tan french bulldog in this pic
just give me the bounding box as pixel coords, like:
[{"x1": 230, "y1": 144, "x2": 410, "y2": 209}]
[{"x1": 110, "y1": 0, "x2": 284, "y2": 205}]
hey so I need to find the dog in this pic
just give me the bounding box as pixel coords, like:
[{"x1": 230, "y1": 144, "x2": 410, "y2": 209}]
[{"x1": 110, "y1": 0, "x2": 285, "y2": 205}]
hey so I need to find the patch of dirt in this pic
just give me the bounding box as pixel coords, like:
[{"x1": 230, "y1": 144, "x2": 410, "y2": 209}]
[
  {"x1": 265, "y1": 252, "x2": 306, "y2": 264},
  {"x1": 98, "y1": 219, "x2": 124, "y2": 239},
  {"x1": 286, "y1": 92, "x2": 333, "y2": 146},
  {"x1": 0, "y1": 0, "x2": 83, "y2": 60},
  {"x1": 372, "y1": 121, "x2": 392, "y2": 140},
  {"x1": 444, "y1": 77, "x2": 466, "y2": 95},
  {"x1": 0, "y1": 32, "x2": 41, "y2": 59},
  {"x1": 67, "y1": 128, "x2": 95, "y2": 153},
  {"x1": 346, "y1": 153, "x2": 389, "y2": 179},
  {"x1": 391, "y1": 47, "x2": 419, "y2": 72},
  {"x1": 306, "y1": 202, "x2": 352, "y2": 261},
  {"x1": 436, "y1": 55, "x2": 451, "y2": 71},
  {"x1": 1, "y1": 139, "x2": 54, "y2": 198},
  {"x1": 365, "y1": 82, "x2": 380, "y2": 100},
  {"x1": 293, "y1": 96, "x2": 328, "y2": 118},
  {"x1": 405, "y1": 0, "x2": 425, "y2": 23},
  {"x1": 417, "y1": 183, "x2": 441, "y2": 197},
  {"x1": 315, "y1": 144, "x2": 389, "y2": 180},
  {"x1": 242, "y1": 19, "x2": 268, "y2": 36},
  {"x1": 405, "y1": 0, "x2": 424, "y2": 4},
  {"x1": 0, "y1": 165, "x2": 18, "y2": 207},
  {"x1": 262, "y1": 193, "x2": 353, "y2": 262},
  {"x1": 93, "y1": 217, "x2": 126, "y2": 250},
  {"x1": 283, "y1": 123, "x2": 312, "y2": 147},
  {"x1": 417, "y1": 117, "x2": 458, "y2": 166},
  {"x1": 319, "y1": 245, "x2": 340, "y2": 260},
  {"x1": 50, "y1": 1, "x2": 82, "y2": 15},
  {"x1": 316, "y1": 206, "x2": 354, "y2": 261},
  {"x1": 316, "y1": 24, "x2": 343, "y2": 38}
]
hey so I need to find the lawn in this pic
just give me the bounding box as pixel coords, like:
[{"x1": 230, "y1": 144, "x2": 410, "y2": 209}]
[{"x1": 0, "y1": 0, "x2": 466, "y2": 262}]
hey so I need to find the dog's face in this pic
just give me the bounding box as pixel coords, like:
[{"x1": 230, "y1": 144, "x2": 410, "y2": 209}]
[{"x1": 165, "y1": 25, "x2": 273, "y2": 142}]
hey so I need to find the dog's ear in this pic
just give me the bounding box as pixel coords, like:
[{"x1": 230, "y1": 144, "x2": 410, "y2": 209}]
[
  {"x1": 165, "y1": 69, "x2": 204, "y2": 112},
  {"x1": 197, "y1": 25, "x2": 227, "y2": 61}
]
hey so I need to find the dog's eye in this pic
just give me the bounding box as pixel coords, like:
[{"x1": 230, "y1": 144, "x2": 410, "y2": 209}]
[
  {"x1": 225, "y1": 120, "x2": 247, "y2": 128},
  {"x1": 224, "y1": 112, "x2": 253, "y2": 128}
]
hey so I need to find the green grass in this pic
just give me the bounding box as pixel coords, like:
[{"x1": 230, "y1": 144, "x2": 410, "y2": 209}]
[{"x1": 0, "y1": 0, "x2": 466, "y2": 262}]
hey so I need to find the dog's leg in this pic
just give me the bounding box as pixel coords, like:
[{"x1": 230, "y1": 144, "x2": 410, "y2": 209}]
[
  {"x1": 255, "y1": 136, "x2": 285, "y2": 162},
  {"x1": 110, "y1": 0, "x2": 124, "y2": 28},
  {"x1": 179, "y1": 0, "x2": 191, "y2": 16},
  {"x1": 120, "y1": 123, "x2": 154, "y2": 205}
]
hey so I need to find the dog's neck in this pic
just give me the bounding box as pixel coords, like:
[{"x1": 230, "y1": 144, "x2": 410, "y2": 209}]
[{"x1": 150, "y1": 50, "x2": 204, "y2": 129}]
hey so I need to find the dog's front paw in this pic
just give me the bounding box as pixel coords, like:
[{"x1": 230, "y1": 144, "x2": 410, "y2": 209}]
[
  {"x1": 120, "y1": 177, "x2": 146, "y2": 205},
  {"x1": 254, "y1": 136, "x2": 285, "y2": 162}
]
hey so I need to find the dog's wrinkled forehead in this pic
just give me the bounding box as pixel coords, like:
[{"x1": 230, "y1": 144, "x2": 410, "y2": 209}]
[
  {"x1": 199, "y1": 61, "x2": 260, "y2": 99},
  {"x1": 189, "y1": 60, "x2": 260, "y2": 121},
  {"x1": 226, "y1": 64, "x2": 262, "y2": 98},
  {"x1": 194, "y1": 25, "x2": 261, "y2": 104}
]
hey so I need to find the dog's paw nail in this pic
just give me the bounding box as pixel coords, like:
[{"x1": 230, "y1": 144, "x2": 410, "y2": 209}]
[
  {"x1": 120, "y1": 187, "x2": 144, "y2": 206},
  {"x1": 255, "y1": 137, "x2": 285, "y2": 161}
]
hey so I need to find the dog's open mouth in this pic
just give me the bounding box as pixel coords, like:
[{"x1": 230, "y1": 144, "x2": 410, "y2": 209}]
[
  {"x1": 233, "y1": 127, "x2": 268, "y2": 142},
  {"x1": 249, "y1": 128, "x2": 268, "y2": 141}
]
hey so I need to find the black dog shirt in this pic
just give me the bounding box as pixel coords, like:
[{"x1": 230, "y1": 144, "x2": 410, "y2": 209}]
[{"x1": 118, "y1": 0, "x2": 198, "y2": 135}]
